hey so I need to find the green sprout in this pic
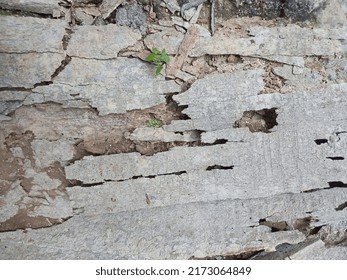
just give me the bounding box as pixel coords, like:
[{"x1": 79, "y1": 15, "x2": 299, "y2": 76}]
[
  {"x1": 147, "y1": 116, "x2": 162, "y2": 128},
  {"x1": 145, "y1": 48, "x2": 170, "y2": 76}
]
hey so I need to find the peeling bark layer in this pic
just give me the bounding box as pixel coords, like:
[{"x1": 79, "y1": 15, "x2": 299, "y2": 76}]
[{"x1": 0, "y1": 0, "x2": 346, "y2": 260}]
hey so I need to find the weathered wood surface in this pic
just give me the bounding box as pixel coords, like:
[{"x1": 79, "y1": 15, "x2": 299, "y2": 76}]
[{"x1": 0, "y1": 0, "x2": 346, "y2": 260}]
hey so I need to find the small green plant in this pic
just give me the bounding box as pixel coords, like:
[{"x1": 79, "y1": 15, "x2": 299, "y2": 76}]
[
  {"x1": 147, "y1": 116, "x2": 162, "y2": 128},
  {"x1": 145, "y1": 48, "x2": 170, "y2": 76}
]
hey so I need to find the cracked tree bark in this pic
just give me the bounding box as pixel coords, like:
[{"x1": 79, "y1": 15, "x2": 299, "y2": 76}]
[{"x1": 0, "y1": 0, "x2": 347, "y2": 260}]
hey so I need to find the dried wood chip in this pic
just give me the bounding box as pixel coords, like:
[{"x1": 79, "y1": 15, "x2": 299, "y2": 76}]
[{"x1": 166, "y1": 25, "x2": 198, "y2": 78}]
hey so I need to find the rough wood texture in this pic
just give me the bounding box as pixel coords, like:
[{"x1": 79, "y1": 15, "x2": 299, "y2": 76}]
[
  {"x1": 166, "y1": 25, "x2": 198, "y2": 77},
  {"x1": 0, "y1": 0, "x2": 346, "y2": 260}
]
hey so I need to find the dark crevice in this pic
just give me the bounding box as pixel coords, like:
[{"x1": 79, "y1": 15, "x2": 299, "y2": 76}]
[
  {"x1": 165, "y1": 94, "x2": 190, "y2": 121},
  {"x1": 206, "y1": 165, "x2": 234, "y2": 171},
  {"x1": 234, "y1": 108, "x2": 278, "y2": 133},
  {"x1": 132, "y1": 175, "x2": 155, "y2": 179},
  {"x1": 314, "y1": 139, "x2": 328, "y2": 145},
  {"x1": 79, "y1": 182, "x2": 104, "y2": 187},
  {"x1": 177, "y1": 105, "x2": 190, "y2": 120},
  {"x1": 69, "y1": 171, "x2": 188, "y2": 187},
  {"x1": 0, "y1": 87, "x2": 32, "y2": 92},
  {"x1": 326, "y1": 157, "x2": 344, "y2": 161},
  {"x1": 214, "y1": 139, "x2": 228, "y2": 144},
  {"x1": 62, "y1": 28, "x2": 73, "y2": 51},
  {"x1": 51, "y1": 55, "x2": 72, "y2": 79},
  {"x1": 0, "y1": 8, "x2": 54, "y2": 19},
  {"x1": 328, "y1": 181, "x2": 347, "y2": 188},
  {"x1": 302, "y1": 188, "x2": 322, "y2": 193},
  {"x1": 211, "y1": 139, "x2": 228, "y2": 145},
  {"x1": 59, "y1": 0, "x2": 72, "y2": 8},
  {"x1": 32, "y1": 81, "x2": 53, "y2": 88},
  {"x1": 303, "y1": 181, "x2": 347, "y2": 193},
  {"x1": 131, "y1": 171, "x2": 187, "y2": 180},
  {"x1": 259, "y1": 219, "x2": 288, "y2": 232},
  {"x1": 309, "y1": 226, "x2": 323, "y2": 235},
  {"x1": 335, "y1": 201, "x2": 347, "y2": 211},
  {"x1": 200, "y1": 138, "x2": 238, "y2": 146},
  {"x1": 152, "y1": 170, "x2": 187, "y2": 177},
  {"x1": 125, "y1": 171, "x2": 187, "y2": 181},
  {"x1": 279, "y1": 0, "x2": 286, "y2": 18}
]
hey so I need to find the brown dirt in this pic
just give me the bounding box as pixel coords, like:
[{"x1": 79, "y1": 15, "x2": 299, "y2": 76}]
[
  {"x1": 305, "y1": 56, "x2": 328, "y2": 82},
  {"x1": 0, "y1": 128, "x2": 72, "y2": 231},
  {"x1": 262, "y1": 62, "x2": 285, "y2": 93},
  {"x1": 0, "y1": 96, "x2": 193, "y2": 231},
  {"x1": 233, "y1": 108, "x2": 278, "y2": 133},
  {"x1": 0, "y1": 209, "x2": 63, "y2": 232}
]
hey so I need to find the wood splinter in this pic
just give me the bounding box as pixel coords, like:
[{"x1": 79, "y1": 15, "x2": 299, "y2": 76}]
[{"x1": 166, "y1": 25, "x2": 199, "y2": 78}]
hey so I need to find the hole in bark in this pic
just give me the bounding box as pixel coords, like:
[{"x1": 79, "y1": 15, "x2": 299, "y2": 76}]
[
  {"x1": 212, "y1": 139, "x2": 228, "y2": 145},
  {"x1": 335, "y1": 201, "x2": 347, "y2": 211},
  {"x1": 259, "y1": 219, "x2": 288, "y2": 232},
  {"x1": 165, "y1": 94, "x2": 191, "y2": 120},
  {"x1": 314, "y1": 139, "x2": 328, "y2": 145},
  {"x1": 326, "y1": 157, "x2": 344, "y2": 160},
  {"x1": 328, "y1": 181, "x2": 347, "y2": 188},
  {"x1": 206, "y1": 165, "x2": 234, "y2": 171},
  {"x1": 234, "y1": 108, "x2": 278, "y2": 133},
  {"x1": 309, "y1": 226, "x2": 323, "y2": 235},
  {"x1": 177, "y1": 105, "x2": 190, "y2": 120}
]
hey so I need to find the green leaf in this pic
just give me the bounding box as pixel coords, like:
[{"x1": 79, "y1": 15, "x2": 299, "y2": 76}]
[
  {"x1": 165, "y1": 56, "x2": 170, "y2": 64},
  {"x1": 146, "y1": 48, "x2": 170, "y2": 76},
  {"x1": 160, "y1": 49, "x2": 170, "y2": 64},
  {"x1": 152, "y1": 56, "x2": 161, "y2": 64},
  {"x1": 145, "y1": 53, "x2": 156, "y2": 62},
  {"x1": 147, "y1": 117, "x2": 162, "y2": 127},
  {"x1": 155, "y1": 64, "x2": 163, "y2": 75},
  {"x1": 152, "y1": 48, "x2": 160, "y2": 55}
]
